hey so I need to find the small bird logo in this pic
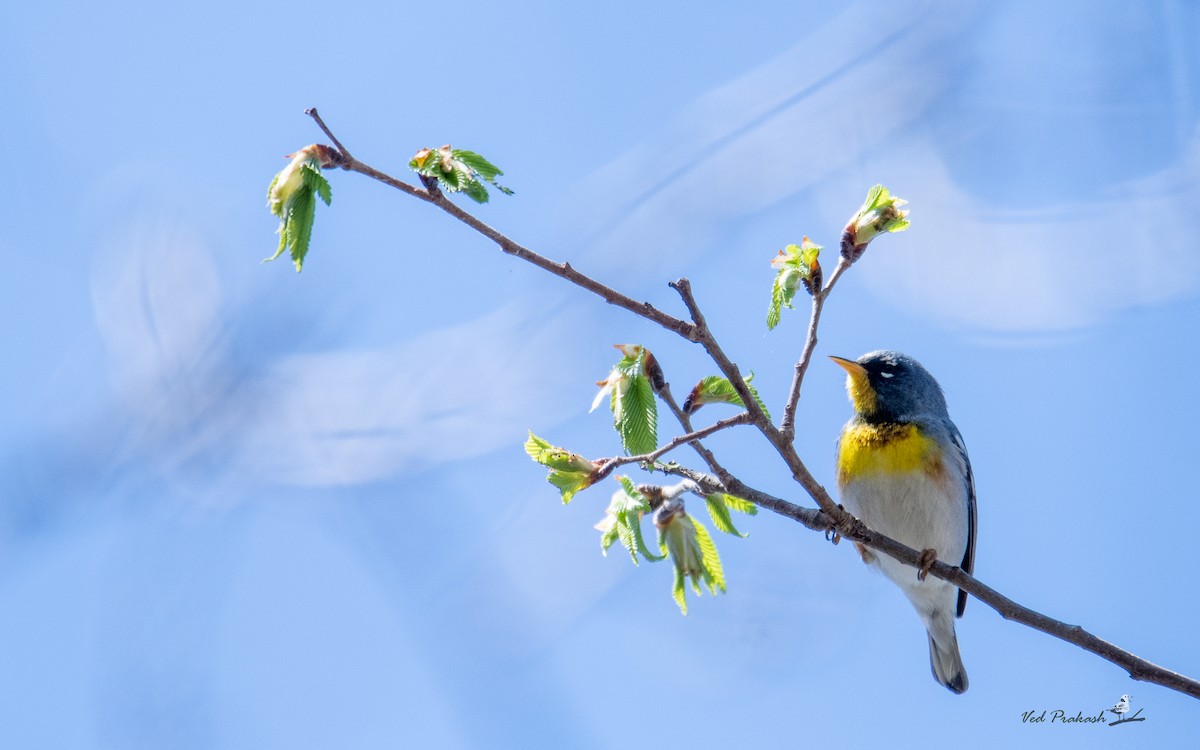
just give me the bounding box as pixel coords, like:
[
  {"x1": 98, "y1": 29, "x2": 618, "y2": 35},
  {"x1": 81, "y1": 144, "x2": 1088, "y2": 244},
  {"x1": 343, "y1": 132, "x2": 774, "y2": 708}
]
[
  {"x1": 1109, "y1": 694, "x2": 1131, "y2": 720},
  {"x1": 1106, "y1": 694, "x2": 1146, "y2": 726}
]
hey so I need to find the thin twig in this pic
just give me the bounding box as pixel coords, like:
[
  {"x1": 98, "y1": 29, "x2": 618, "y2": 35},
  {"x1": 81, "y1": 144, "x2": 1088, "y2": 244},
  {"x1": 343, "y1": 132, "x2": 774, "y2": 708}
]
[
  {"x1": 304, "y1": 110, "x2": 698, "y2": 341},
  {"x1": 657, "y1": 383, "x2": 740, "y2": 490},
  {"x1": 668, "y1": 279, "x2": 847, "y2": 523},
  {"x1": 593, "y1": 411, "x2": 752, "y2": 481},
  {"x1": 779, "y1": 256, "x2": 852, "y2": 439},
  {"x1": 305, "y1": 108, "x2": 353, "y2": 161},
  {"x1": 669, "y1": 279, "x2": 775, "y2": 431}
]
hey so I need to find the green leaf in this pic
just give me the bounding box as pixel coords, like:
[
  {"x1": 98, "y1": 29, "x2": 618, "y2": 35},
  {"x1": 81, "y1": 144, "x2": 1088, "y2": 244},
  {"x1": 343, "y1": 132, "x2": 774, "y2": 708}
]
[
  {"x1": 524, "y1": 432, "x2": 598, "y2": 504},
  {"x1": 463, "y1": 179, "x2": 490, "y2": 204},
  {"x1": 267, "y1": 226, "x2": 287, "y2": 262},
  {"x1": 546, "y1": 471, "x2": 590, "y2": 504},
  {"x1": 719, "y1": 493, "x2": 758, "y2": 516},
  {"x1": 616, "y1": 516, "x2": 640, "y2": 564},
  {"x1": 596, "y1": 478, "x2": 663, "y2": 564},
  {"x1": 691, "y1": 515, "x2": 725, "y2": 594},
  {"x1": 599, "y1": 522, "x2": 620, "y2": 554},
  {"x1": 862, "y1": 184, "x2": 885, "y2": 212},
  {"x1": 704, "y1": 494, "x2": 747, "y2": 537},
  {"x1": 285, "y1": 187, "x2": 316, "y2": 271},
  {"x1": 601, "y1": 346, "x2": 659, "y2": 456},
  {"x1": 438, "y1": 164, "x2": 464, "y2": 190},
  {"x1": 304, "y1": 164, "x2": 332, "y2": 206},
  {"x1": 767, "y1": 272, "x2": 787, "y2": 330},
  {"x1": 408, "y1": 145, "x2": 513, "y2": 202},
  {"x1": 524, "y1": 432, "x2": 553, "y2": 457},
  {"x1": 266, "y1": 173, "x2": 281, "y2": 215},
  {"x1": 767, "y1": 239, "x2": 821, "y2": 329},
  {"x1": 672, "y1": 567, "x2": 687, "y2": 615},
  {"x1": 614, "y1": 477, "x2": 663, "y2": 562},
  {"x1": 848, "y1": 184, "x2": 910, "y2": 247},
  {"x1": 628, "y1": 510, "x2": 664, "y2": 562},
  {"x1": 265, "y1": 154, "x2": 331, "y2": 271},
  {"x1": 684, "y1": 373, "x2": 769, "y2": 419},
  {"x1": 616, "y1": 373, "x2": 658, "y2": 455},
  {"x1": 453, "y1": 149, "x2": 504, "y2": 181},
  {"x1": 615, "y1": 476, "x2": 649, "y2": 512}
]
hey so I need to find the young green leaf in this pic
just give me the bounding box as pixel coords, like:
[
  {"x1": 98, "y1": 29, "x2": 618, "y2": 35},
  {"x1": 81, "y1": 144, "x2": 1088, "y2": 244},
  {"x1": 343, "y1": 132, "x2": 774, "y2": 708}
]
[
  {"x1": 655, "y1": 498, "x2": 726, "y2": 614},
  {"x1": 595, "y1": 477, "x2": 664, "y2": 564},
  {"x1": 691, "y1": 516, "x2": 725, "y2": 593},
  {"x1": 704, "y1": 494, "x2": 749, "y2": 537},
  {"x1": 616, "y1": 373, "x2": 657, "y2": 456},
  {"x1": 767, "y1": 238, "x2": 822, "y2": 330},
  {"x1": 718, "y1": 493, "x2": 758, "y2": 516},
  {"x1": 265, "y1": 145, "x2": 336, "y2": 272},
  {"x1": 618, "y1": 478, "x2": 664, "y2": 562},
  {"x1": 598, "y1": 520, "x2": 620, "y2": 554},
  {"x1": 463, "y1": 180, "x2": 490, "y2": 204},
  {"x1": 407, "y1": 144, "x2": 513, "y2": 203},
  {"x1": 843, "y1": 184, "x2": 910, "y2": 260},
  {"x1": 672, "y1": 566, "x2": 687, "y2": 614},
  {"x1": 683, "y1": 372, "x2": 769, "y2": 419},
  {"x1": 284, "y1": 186, "x2": 316, "y2": 271},
  {"x1": 524, "y1": 432, "x2": 600, "y2": 504},
  {"x1": 593, "y1": 345, "x2": 659, "y2": 456},
  {"x1": 305, "y1": 164, "x2": 332, "y2": 206},
  {"x1": 453, "y1": 149, "x2": 503, "y2": 181}
]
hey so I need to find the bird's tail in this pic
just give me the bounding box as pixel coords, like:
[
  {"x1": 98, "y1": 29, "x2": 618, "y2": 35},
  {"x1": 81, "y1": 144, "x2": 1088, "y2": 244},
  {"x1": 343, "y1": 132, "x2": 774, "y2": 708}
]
[{"x1": 927, "y1": 629, "x2": 968, "y2": 694}]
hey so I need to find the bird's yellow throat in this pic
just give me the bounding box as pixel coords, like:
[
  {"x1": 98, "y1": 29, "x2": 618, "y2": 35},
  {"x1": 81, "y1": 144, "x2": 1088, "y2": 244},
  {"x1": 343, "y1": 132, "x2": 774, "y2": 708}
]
[
  {"x1": 837, "y1": 422, "x2": 943, "y2": 484},
  {"x1": 831, "y1": 357, "x2": 878, "y2": 416},
  {"x1": 845, "y1": 371, "x2": 877, "y2": 415}
]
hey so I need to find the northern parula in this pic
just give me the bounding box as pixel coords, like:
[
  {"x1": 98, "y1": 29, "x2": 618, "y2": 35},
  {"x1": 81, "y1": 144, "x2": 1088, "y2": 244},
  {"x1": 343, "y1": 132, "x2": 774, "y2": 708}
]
[{"x1": 831, "y1": 350, "x2": 977, "y2": 694}]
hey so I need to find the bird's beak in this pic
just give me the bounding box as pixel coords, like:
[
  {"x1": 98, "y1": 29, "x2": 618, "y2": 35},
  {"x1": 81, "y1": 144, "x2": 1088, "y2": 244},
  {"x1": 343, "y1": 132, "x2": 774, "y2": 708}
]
[
  {"x1": 830, "y1": 355, "x2": 876, "y2": 413},
  {"x1": 829, "y1": 356, "x2": 867, "y2": 378}
]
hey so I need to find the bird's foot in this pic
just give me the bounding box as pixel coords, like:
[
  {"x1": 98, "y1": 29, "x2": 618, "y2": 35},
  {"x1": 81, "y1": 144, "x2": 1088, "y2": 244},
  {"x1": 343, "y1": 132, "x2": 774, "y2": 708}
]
[
  {"x1": 823, "y1": 506, "x2": 845, "y2": 545},
  {"x1": 916, "y1": 548, "x2": 938, "y2": 581}
]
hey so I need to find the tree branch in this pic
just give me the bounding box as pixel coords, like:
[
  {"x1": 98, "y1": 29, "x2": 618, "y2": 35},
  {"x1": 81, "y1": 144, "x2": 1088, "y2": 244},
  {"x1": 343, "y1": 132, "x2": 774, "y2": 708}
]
[
  {"x1": 666, "y1": 277, "x2": 851, "y2": 528},
  {"x1": 593, "y1": 411, "x2": 752, "y2": 481},
  {"x1": 659, "y1": 466, "x2": 1200, "y2": 699},
  {"x1": 300, "y1": 108, "x2": 1200, "y2": 701},
  {"x1": 305, "y1": 107, "x2": 354, "y2": 162},
  {"x1": 669, "y1": 279, "x2": 775, "y2": 431},
  {"x1": 303, "y1": 109, "x2": 698, "y2": 342},
  {"x1": 779, "y1": 255, "x2": 852, "y2": 440}
]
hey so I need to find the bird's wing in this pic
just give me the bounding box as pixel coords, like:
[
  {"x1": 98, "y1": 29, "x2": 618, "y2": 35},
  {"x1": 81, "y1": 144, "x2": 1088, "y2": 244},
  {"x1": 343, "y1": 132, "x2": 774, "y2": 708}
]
[{"x1": 949, "y1": 425, "x2": 977, "y2": 618}]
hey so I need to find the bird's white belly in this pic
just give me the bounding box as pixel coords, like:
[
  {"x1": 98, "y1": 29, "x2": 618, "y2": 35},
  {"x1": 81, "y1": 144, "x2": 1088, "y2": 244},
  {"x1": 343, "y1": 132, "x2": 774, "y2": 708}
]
[{"x1": 840, "y1": 469, "x2": 968, "y2": 620}]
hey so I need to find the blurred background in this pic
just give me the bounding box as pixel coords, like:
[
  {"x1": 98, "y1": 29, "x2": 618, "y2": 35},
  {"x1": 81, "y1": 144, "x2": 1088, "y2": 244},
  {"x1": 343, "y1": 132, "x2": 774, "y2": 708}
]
[{"x1": 3, "y1": 0, "x2": 1198, "y2": 746}]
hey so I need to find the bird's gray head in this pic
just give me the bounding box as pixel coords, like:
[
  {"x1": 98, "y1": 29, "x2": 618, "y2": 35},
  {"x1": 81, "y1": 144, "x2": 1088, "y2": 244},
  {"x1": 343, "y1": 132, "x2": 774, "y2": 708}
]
[{"x1": 830, "y1": 349, "x2": 949, "y2": 422}]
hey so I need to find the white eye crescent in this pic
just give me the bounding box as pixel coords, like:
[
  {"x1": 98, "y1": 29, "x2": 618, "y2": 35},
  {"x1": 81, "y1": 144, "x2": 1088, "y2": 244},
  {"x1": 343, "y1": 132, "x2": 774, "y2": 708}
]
[{"x1": 880, "y1": 371, "x2": 895, "y2": 378}]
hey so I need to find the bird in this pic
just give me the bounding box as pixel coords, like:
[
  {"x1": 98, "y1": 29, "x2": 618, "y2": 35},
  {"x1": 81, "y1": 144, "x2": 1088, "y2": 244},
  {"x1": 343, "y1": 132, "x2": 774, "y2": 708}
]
[
  {"x1": 1110, "y1": 694, "x2": 1131, "y2": 719},
  {"x1": 831, "y1": 350, "x2": 977, "y2": 694}
]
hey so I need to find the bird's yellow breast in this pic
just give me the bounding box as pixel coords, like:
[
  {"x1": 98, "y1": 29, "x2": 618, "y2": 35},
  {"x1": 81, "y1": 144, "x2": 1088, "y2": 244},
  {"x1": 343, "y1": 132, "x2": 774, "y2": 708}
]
[{"x1": 837, "y1": 422, "x2": 945, "y2": 485}]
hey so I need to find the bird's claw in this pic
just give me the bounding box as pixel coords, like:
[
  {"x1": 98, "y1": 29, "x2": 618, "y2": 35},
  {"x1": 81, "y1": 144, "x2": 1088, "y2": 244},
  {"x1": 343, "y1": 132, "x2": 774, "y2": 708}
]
[
  {"x1": 917, "y1": 548, "x2": 938, "y2": 581},
  {"x1": 823, "y1": 507, "x2": 844, "y2": 545}
]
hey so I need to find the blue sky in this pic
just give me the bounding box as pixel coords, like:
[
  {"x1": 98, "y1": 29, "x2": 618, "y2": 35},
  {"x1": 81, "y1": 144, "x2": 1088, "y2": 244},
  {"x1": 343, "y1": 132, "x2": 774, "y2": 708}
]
[{"x1": 4, "y1": 0, "x2": 1199, "y2": 746}]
